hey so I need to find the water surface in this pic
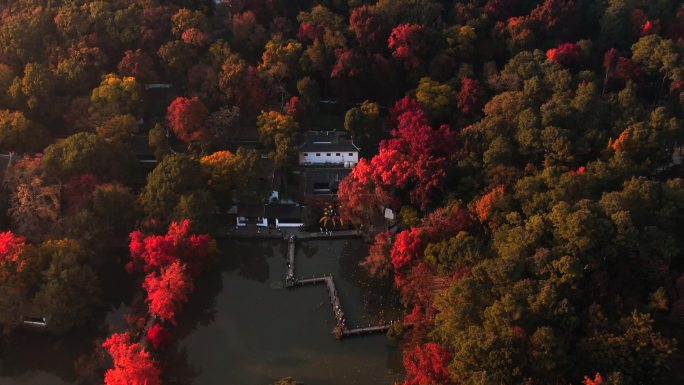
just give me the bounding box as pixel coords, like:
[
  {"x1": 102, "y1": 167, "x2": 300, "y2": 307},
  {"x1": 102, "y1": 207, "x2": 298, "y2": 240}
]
[{"x1": 0, "y1": 238, "x2": 403, "y2": 385}]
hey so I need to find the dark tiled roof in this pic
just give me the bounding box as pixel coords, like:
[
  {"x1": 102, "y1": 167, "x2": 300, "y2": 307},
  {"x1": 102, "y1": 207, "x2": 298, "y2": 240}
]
[
  {"x1": 237, "y1": 204, "x2": 265, "y2": 218},
  {"x1": 299, "y1": 131, "x2": 358, "y2": 153},
  {"x1": 264, "y1": 203, "x2": 303, "y2": 220},
  {"x1": 301, "y1": 168, "x2": 352, "y2": 197}
]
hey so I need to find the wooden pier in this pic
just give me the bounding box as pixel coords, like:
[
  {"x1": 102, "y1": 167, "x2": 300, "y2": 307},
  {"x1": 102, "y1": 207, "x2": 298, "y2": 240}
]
[
  {"x1": 285, "y1": 236, "x2": 296, "y2": 285},
  {"x1": 342, "y1": 324, "x2": 392, "y2": 337},
  {"x1": 284, "y1": 237, "x2": 397, "y2": 339}
]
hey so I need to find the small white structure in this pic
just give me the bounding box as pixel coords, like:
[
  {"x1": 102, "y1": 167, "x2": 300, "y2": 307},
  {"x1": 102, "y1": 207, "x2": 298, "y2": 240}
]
[
  {"x1": 21, "y1": 316, "x2": 47, "y2": 329},
  {"x1": 299, "y1": 131, "x2": 359, "y2": 166},
  {"x1": 236, "y1": 205, "x2": 267, "y2": 227}
]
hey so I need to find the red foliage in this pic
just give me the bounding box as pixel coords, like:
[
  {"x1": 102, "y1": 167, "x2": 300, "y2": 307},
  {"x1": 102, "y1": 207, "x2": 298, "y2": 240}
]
[
  {"x1": 528, "y1": 0, "x2": 577, "y2": 33},
  {"x1": 389, "y1": 24, "x2": 428, "y2": 70},
  {"x1": 546, "y1": 42, "x2": 580, "y2": 66},
  {"x1": 146, "y1": 323, "x2": 173, "y2": 350},
  {"x1": 614, "y1": 57, "x2": 641, "y2": 80},
  {"x1": 166, "y1": 97, "x2": 210, "y2": 143},
  {"x1": 118, "y1": 49, "x2": 158, "y2": 84},
  {"x1": 231, "y1": 11, "x2": 267, "y2": 51},
  {"x1": 388, "y1": 96, "x2": 425, "y2": 131},
  {"x1": 484, "y1": 0, "x2": 518, "y2": 20},
  {"x1": 340, "y1": 97, "x2": 455, "y2": 212},
  {"x1": 457, "y1": 77, "x2": 484, "y2": 116},
  {"x1": 331, "y1": 48, "x2": 366, "y2": 78},
  {"x1": 474, "y1": 186, "x2": 505, "y2": 222},
  {"x1": 0, "y1": 231, "x2": 27, "y2": 280},
  {"x1": 64, "y1": 174, "x2": 98, "y2": 213},
  {"x1": 127, "y1": 219, "x2": 214, "y2": 275},
  {"x1": 141, "y1": 5, "x2": 177, "y2": 51},
  {"x1": 569, "y1": 165, "x2": 587, "y2": 175},
  {"x1": 338, "y1": 158, "x2": 391, "y2": 225},
  {"x1": 350, "y1": 5, "x2": 388, "y2": 50},
  {"x1": 286, "y1": 96, "x2": 304, "y2": 121},
  {"x1": 143, "y1": 261, "x2": 194, "y2": 324},
  {"x1": 403, "y1": 342, "x2": 453, "y2": 385},
  {"x1": 360, "y1": 230, "x2": 393, "y2": 278},
  {"x1": 398, "y1": 261, "x2": 436, "y2": 307},
  {"x1": 421, "y1": 206, "x2": 472, "y2": 241},
  {"x1": 391, "y1": 228, "x2": 424, "y2": 272},
  {"x1": 583, "y1": 373, "x2": 604, "y2": 385},
  {"x1": 102, "y1": 333, "x2": 161, "y2": 385},
  {"x1": 631, "y1": 9, "x2": 660, "y2": 37},
  {"x1": 603, "y1": 48, "x2": 618, "y2": 74},
  {"x1": 298, "y1": 22, "x2": 323, "y2": 42},
  {"x1": 182, "y1": 27, "x2": 208, "y2": 47}
]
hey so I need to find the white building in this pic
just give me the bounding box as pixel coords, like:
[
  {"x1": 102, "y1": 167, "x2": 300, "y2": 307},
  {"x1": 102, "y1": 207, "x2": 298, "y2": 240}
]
[{"x1": 298, "y1": 131, "x2": 359, "y2": 166}]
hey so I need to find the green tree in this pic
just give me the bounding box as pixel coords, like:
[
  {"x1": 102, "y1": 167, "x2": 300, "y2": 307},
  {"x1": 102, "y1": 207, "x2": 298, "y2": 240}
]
[
  {"x1": 33, "y1": 239, "x2": 102, "y2": 334},
  {"x1": 297, "y1": 77, "x2": 320, "y2": 108},
  {"x1": 256, "y1": 111, "x2": 299, "y2": 171},
  {"x1": 172, "y1": 190, "x2": 217, "y2": 234},
  {"x1": 95, "y1": 114, "x2": 139, "y2": 142},
  {"x1": 138, "y1": 154, "x2": 207, "y2": 219},
  {"x1": 344, "y1": 100, "x2": 381, "y2": 154},
  {"x1": 415, "y1": 77, "x2": 455, "y2": 122},
  {"x1": 42, "y1": 132, "x2": 135, "y2": 182},
  {"x1": 89, "y1": 74, "x2": 142, "y2": 123},
  {"x1": 0, "y1": 110, "x2": 48, "y2": 153}
]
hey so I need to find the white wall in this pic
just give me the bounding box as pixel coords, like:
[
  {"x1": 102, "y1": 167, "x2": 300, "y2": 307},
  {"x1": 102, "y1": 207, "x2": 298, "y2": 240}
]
[
  {"x1": 237, "y1": 217, "x2": 268, "y2": 227},
  {"x1": 299, "y1": 151, "x2": 358, "y2": 165},
  {"x1": 276, "y1": 219, "x2": 304, "y2": 228}
]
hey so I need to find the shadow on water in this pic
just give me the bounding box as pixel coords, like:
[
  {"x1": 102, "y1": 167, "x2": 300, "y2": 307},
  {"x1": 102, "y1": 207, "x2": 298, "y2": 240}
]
[
  {"x1": 0, "y1": 238, "x2": 404, "y2": 385},
  {"x1": 171, "y1": 237, "x2": 404, "y2": 385}
]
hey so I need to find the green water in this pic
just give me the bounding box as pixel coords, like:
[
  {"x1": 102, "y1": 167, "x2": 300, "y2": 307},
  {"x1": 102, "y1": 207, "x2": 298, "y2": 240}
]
[{"x1": 0, "y1": 238, "x2": 404, "y2": 385}]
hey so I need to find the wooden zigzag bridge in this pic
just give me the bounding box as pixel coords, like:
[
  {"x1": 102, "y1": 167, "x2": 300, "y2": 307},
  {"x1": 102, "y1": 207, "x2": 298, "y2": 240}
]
[{"x1": 284, "y1": 236, "x2": 395, "y2": 338}]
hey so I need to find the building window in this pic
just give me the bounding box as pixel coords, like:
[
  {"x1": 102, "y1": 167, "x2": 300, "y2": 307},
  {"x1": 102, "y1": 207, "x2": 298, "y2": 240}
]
[
  {"x1": 303, "y1": 153, "x2": 308, "y2": 156},
  {"x1": 336, "y1": 153, "x2": 341, "y2": 156},
  {"x1": 316, "y1": 153, "x2": 320, "y2": 156},
  {"x1": 348, "y1": 153, "x2": 353, "y2": 156}
]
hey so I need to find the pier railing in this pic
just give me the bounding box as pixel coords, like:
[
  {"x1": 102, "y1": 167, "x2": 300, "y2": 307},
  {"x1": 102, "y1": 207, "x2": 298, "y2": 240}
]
[{"x1": 284, "y1": 235, "x2": 396, "y2": 339}]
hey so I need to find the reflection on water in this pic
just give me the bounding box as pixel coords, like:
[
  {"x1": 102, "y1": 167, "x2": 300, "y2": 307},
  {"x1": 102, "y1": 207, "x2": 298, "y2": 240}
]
[
  {"x1": 176, "y1": 238, "x2": 404, "y2": 385},
  {"x1": 0, "y1": 238, "x2": 404, "y2": 385}
]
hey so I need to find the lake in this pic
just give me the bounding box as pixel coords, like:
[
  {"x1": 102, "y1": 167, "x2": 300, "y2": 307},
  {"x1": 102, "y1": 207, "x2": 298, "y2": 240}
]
[{"x1": 0, "y1": 238, "x2": 404, "y2": 385}]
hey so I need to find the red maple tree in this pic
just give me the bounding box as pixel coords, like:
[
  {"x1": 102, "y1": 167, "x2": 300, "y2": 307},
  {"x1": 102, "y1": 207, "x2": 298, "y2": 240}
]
[
  {"x1": 403, "y1": 342, "x2": 453, "y2": 385},
  {"x1": 166, "y1": 96, "x2": 210, "y2": 143},
  {"x1": 546, "y1": 42, "x2": 580, "y2": 66},
  {"x1": 103, "y1": 332, "x2": 161, "y2": 385},
  {"x1": 389, "y1": 24, "x2": 428, "y2": 70},
  {"x1": 350, "y1": 5, "x2": 388, "y2": 50},
  {"x1": 146, "y1": 323, "x2": 173, "y2": 350},
  {"x1": 391, "y1": 228, "x2": 424, "y2": 272},
  {"x1": 457, "y1": 77, "x2": 484, "y2": 116},
  {"x1": 583, "y1": 373, "x2": 604, "y2": 385},
  {"x1": 118, "y1": 49, "x2": 158, "y2": 84},
  {"x1": 360, "y1": 230, "x2": 393, "y2": 278},
  {"x1": 143, "y1": 260, "x2": 194, "y2": 324},
  {"x1": 0, "y1": 231, "x2": 27, "y2": 280},
  {"x1": 128, "y1": 219, "x2": 214, "y2": 275}
]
